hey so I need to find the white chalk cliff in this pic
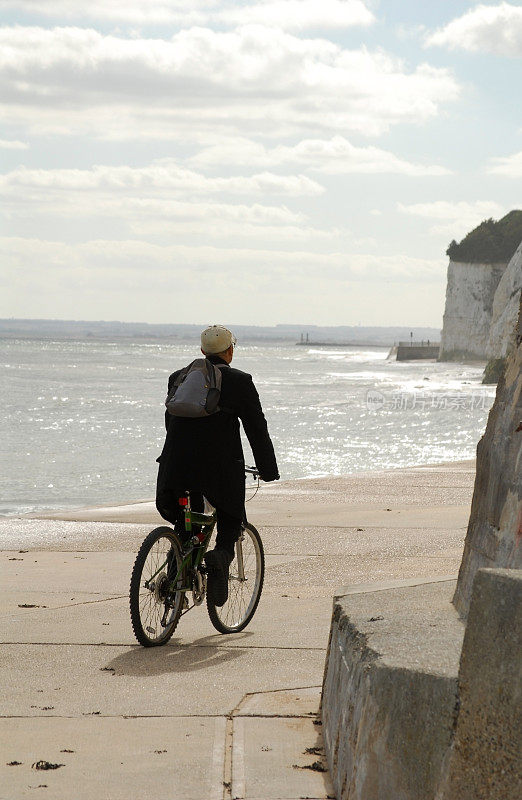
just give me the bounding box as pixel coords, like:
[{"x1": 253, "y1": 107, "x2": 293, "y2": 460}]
[
  {"x1": 440, "y1": 261, "x2": 508, "y2": 360},
  {"x1": 486, "y1": 241, "x2": 522, "y2": 359},
  {"x1": 453, "y1": 293, "x2": 522, "y2": 617}
]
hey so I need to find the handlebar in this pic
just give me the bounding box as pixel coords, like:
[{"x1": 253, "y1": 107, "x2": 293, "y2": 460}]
[{"x1": 245, "y1": 465, "x2": 259, "y2": 478}]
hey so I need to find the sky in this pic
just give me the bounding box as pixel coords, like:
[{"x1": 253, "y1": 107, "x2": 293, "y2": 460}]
[{"x1": 1, "y1": 1, "x2": 521, "y2": 328}]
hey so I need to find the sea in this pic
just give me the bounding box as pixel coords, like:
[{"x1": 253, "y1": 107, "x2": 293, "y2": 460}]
[{"x1": 0, "y1": 338, "x2": 494, "y2": 517}]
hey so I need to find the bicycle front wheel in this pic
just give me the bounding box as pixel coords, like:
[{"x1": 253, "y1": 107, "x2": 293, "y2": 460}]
[
  {"x1": 129, "y1": 526, "x2": 185, "y2": 647},
  {"x1": 207, "y1": 522, "x2": 264, "y2": 633}
]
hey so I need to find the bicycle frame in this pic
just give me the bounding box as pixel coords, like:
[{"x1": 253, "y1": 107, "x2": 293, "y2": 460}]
[
  {"x1": 179, "y1": 495, "x2": 248, "y2": 583},
  {"x1": 145, "y1": 473, "x2": 257, "y2": 595},
  {"x1": 143, "y1": 496, "x2": 216, "y2": 594},
  {"x1": 130, "y1": 466, "x2": 262, "y2": 643}
]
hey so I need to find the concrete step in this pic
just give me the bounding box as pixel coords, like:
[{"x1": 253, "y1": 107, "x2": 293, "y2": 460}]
[{"x1": 322, "y1": 578, "x2": 464, "y2": 800}]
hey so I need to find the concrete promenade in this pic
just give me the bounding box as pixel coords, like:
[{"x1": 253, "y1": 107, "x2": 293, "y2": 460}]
[{"x1": 0, "y1": 462, "x2": 474, "y2": 799}]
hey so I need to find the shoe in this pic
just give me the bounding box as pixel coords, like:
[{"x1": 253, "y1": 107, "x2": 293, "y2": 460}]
[{"x1": 204, "y1": 548, "x2": 233, "y2": 606}]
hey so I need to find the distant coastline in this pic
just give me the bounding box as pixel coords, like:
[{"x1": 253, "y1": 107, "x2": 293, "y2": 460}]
[
  {"x1": 0, "y1": 318, "x2": 441, "y2": 347},
  {"x1": 295, "y1": 341, "x2": 391, "y2": 348}
]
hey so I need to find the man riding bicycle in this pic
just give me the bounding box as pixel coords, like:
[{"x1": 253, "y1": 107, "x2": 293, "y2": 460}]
[{"x1": 156, "y1": 325, "x2": 279, "y2": 607}]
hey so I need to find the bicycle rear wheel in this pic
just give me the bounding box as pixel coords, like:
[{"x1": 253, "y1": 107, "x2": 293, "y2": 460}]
[
  {"x1": 207, "y1": 522, "x2": 264, "y2": 633},
  {"x1": 129, "y1": 526, "x2": 185, "y2": 647}
]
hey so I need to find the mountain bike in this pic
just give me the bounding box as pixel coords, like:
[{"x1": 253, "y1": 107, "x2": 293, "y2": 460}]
[{"x1": 129, "y1": 467, "x2": 264, "y2": 647}]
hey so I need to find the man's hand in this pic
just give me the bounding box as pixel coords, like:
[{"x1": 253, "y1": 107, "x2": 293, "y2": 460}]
[{"x1": 260, "y1": 472, "x2": 280, "y2": 482}]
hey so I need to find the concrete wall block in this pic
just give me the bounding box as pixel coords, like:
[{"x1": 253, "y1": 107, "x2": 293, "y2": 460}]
[
  {"x1": 351, "y1": 666, "x2": 457, "y2": 800},
  {"x1": 441, "y1": 568, "x2": 522, "y2": 800},
  {"x1": 322, "y1": 600, "x2": 458, "y2": 800},
  {"x1": 322, "y1": 606, "x2": 377, "y2": 795}
]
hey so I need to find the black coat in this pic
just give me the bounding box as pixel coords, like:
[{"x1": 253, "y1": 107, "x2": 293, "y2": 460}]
[{"x1": 156, "y1": 355, "x2": 279, "y2": 522}]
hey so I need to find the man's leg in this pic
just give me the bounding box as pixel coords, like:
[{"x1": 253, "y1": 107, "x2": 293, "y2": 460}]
[
  {"x1": 204, "y1": 508, "x2": 243, "y2": 606},
  {"x1": 215, "y1": 508, "x2": 243, "y2": 559}
]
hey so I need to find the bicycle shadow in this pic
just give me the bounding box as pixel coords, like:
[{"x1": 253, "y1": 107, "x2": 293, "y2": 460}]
[{"x1": 106, "y1": 631, "x2": 254, "y2": 677}]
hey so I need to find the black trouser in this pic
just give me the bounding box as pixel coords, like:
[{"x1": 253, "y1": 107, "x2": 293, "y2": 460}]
[{"x1": 171, "y1": 490, "x2": 242, "y2": 559}]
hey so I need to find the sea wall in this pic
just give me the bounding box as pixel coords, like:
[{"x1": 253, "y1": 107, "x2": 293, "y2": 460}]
[
  {"x1": 453, "y1": 294, "x2": 522, "y2": 617},
  {"x1": 322, "y1": 571, "x2": 522, "y2": 800},
  {"x1": 322, "y1": 297, "x2": 522, "y2": 799},
  {"x1": 439, "y1": 569, "x2": 522, "y2": 800},
  {"x1": 322, "y1": 580, "x2": 462, "y2": 800},
  {"x1": 440, "y1": 260, "x2": 507, "y2": 360},
  {"x1": 486, "y1": 241, "x2": 522, "y2": 359},
  {"x1": 396, "y1": 344, "x2": 440, "y2": 360}
]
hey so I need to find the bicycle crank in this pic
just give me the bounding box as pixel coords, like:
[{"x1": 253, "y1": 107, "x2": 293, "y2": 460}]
[{"x1": 192, "y1": 569, "x2": 206, "y2": 605}]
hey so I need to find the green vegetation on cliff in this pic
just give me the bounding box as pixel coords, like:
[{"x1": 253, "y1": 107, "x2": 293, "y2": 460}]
[
  {"x1": 482, "y1": 357, "x2": 507, "y2": 384},
  {"x1": 446, "y1": 210, "x2": 522, "y2": 264}
]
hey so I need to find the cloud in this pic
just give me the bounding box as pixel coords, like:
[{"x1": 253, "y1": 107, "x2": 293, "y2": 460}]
[
  {"x1": 0, "y1": 25, "x2": 460, "y2": 140},
  {"x1": 190, "y1": 135, "x2": 451, "y2": 175},
  {"x1": 0, "y1": 0, "x2": 215, "y2": 26},
  {"x1": 1, "y1": 236, "x2": 445, "y2": 287},
  {"x1": 0, "y1": 161, "x2": 324, "y2": 197},
  {"x1": 398, "y1": 200, "x2": 506, "y2": 239},
  {"x1": 426, "y1": 3, "x2": 522, "y2": 57},
  {"x1": 0, "y1": 162, "x2": 339, "y2": 244},
  {"x1": 487, "y1": 149, "x2": 522, "y2": 176},
  {"x1": 0, "y1": 236, "x2": 446, "y2": 325},
  {"x1": 0, "y1": 139, "x2": 28, "y2": 150},
  {"x1": 2, "y1": 0, "x2": 375, "y2": 31},
  {"x1": 220, "y1": 1, "x2": 375, "y2": 30},
  {"x1": 0, "y1": 160, "x2": 331, "y2": 243}
]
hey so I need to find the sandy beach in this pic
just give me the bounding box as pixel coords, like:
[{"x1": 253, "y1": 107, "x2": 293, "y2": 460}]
[{"x1": 0, "y1": 460, "x2": 475, "y2": 799}]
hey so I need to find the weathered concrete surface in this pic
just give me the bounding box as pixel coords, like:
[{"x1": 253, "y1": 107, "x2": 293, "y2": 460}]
[
  {"x1": 453, "y1": 296, "x2": 522, "y2": 617},
  {"x1": 322, "y1": 580, "x2": 463, "y2": 800},
  {"x1": 0, "y1": 463, "x2": 472, "y2": 800},
  {"x1": 233, "y1": 714, "x2": 332, "y2": 799},
  {"x1": 1, "y1": 717, "x2": 221, "y2": 800},
  {"x1": 439, "y1": 569, "x2": 522, "y2": 800},
  {"x1": 1, "y1": 690, "x2": 333, "y2": 800}
]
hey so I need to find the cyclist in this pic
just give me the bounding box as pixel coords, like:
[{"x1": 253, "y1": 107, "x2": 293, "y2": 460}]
[{"x1": 156, "y1": 325, "x2": 279, "y2": 606}]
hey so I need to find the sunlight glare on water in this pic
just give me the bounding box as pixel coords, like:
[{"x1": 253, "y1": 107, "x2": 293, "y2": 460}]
[{"x1": 0, "y1": 338, "x2": 494, "y2": 515}]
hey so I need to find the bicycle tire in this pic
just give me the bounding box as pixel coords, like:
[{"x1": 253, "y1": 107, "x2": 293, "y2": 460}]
[
  {"x1": 207, "y1": 522, "x2": 264, "y2": 634},
  {"x1": 130, "y1": 526, "x2": 185, "y2": 647}
]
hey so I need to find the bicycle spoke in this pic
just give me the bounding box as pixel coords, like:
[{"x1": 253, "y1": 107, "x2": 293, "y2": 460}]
[{"x1": 130, "y1": 528, "x2": 186, "y2": 647}]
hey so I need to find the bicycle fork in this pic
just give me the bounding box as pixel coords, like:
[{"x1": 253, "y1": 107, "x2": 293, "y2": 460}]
[{"x1": 236, "y1": 533, "x2": 246, "y2": 581}]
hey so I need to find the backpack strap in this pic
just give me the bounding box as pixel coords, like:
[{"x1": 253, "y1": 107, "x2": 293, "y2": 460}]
[
  {"x1": 172, "y1": 360, "x2": 195, "y2": 387},
  {"x1": 165, "y1": 362, "x2": 193, "y2": 407},
  {"x1": 209, "y1": 361, "x2": 235, "y2": 415}
]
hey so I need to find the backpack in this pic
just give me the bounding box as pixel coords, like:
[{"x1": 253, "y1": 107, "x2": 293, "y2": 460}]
[{"x1": 165, "y1": 358, "x2": 225, "y2": 418}]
